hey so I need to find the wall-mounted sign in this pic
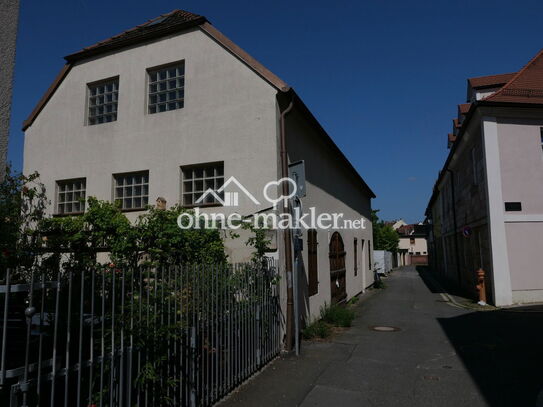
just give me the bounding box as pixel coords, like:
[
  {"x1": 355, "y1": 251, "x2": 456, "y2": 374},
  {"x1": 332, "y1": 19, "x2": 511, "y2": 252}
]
[{"x1": 462, "y1": 226, "x2": 472, "y2": 238}]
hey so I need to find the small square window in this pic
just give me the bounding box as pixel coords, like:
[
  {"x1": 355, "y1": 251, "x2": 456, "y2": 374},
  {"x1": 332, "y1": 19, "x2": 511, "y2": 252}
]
[
  {"x1": 113, "y1": 171, "x2": 149, "y2": 210},
  {"x1": 56, "y1": 178, "x2": 86, "y2": 214},
  {"x1": 181, "y1": 163, "x2": 224, "y2": 207},
  {"x1": 148, "y1": 62, "x2": 185, "y2": 114},
  {"x1": 88, "y1": 78, "x2": 119, "y2": 125}
]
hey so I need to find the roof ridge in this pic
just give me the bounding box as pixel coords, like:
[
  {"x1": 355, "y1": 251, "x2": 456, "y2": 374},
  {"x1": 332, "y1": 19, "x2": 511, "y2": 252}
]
[
  {"x1": 66, "y1": 9, "x2": 205, "y2": 59},
  {"x1": 484, "y1": 48, "x2": 543, "y2": 101}
]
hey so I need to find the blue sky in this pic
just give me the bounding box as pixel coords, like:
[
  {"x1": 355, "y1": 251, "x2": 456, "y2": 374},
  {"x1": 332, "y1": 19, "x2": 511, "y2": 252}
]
[{"x1": 8, "y1": 0, "x2": 543, "y2": 223}]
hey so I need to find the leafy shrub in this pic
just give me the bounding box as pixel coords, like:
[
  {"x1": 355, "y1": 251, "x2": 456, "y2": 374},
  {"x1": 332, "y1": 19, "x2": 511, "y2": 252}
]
[
  {"x1": 347, "y1": 296, "x2": 359, "y2": 305},
  {"x1": 374, "y1": 279, "x2": 386, "y2": 289},
  {"x1": 320, "y1": 303, "x2": 356, "y2": 327},
  {"x1": 302, "y1": 320, "x2": 332, "y2": 339}
]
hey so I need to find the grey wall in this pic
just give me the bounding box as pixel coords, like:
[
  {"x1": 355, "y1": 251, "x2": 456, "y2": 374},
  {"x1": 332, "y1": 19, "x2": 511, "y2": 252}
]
[{"x1": 0, "y1": 0, "x2": 19, "y2": 180}]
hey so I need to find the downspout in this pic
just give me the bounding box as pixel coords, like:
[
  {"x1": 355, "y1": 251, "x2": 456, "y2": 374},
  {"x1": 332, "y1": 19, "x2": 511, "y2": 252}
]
[
  {"x1": 446, "y1": 169, "x2": 462, "y2": 285},
  {"x1": 279, "y1": 97, "x2": 295, "y2": 352}
]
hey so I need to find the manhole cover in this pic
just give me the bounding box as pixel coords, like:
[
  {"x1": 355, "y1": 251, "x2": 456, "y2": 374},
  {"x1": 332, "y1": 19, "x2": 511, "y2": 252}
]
[{"x1": 370, "y1": 326, "x2": 401, "y2": 332}]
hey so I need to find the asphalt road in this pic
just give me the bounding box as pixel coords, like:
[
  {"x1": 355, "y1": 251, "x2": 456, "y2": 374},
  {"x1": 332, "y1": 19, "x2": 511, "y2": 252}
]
[{"x1": 219, "y1": 266, "x2": 543, "y2": 407}]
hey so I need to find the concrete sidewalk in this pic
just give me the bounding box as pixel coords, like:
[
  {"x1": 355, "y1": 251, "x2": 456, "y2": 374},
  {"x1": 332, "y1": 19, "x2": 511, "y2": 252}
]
[{"x1": 219, "y1": 266, "x2": 543, "y2": 407}]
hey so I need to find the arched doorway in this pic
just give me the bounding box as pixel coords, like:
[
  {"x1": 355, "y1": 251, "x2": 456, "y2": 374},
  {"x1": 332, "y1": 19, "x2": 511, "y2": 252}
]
[{"x1": 329, "y1": 232, "x2": 347, "y2": 303}]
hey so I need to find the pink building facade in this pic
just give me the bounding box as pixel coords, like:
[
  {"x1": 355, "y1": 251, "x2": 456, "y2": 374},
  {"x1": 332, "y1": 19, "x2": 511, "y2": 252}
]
[{"x1": 426, "y1": 50, "x2": 543, "y2": 306}]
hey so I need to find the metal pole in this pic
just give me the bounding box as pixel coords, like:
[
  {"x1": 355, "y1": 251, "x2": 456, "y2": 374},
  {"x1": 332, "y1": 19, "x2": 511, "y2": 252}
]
[
  {"x1": 293, "y1": 250, "x2": 300, "y2": 356},
  {"x1": 279, "y1": 97, "x2": 295, "y2": 352}
]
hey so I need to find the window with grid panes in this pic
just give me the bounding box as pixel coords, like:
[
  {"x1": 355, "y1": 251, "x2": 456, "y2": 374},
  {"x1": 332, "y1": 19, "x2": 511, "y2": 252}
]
[
  {"x1": 56, "y1": 178, "x2": 86, "y2": 214},
  {"x1": 113, "y1": 171, "x2": 149, "y2": 210},
  {"x1": 148, "y1": 63, "x2": 185, "y2": 114},
  {"x1": 181, "y1": 163, "x2": 224, "y2": 206},
  {"x1": 88, "y1": 78, "x2": 118, "y2": 125}
]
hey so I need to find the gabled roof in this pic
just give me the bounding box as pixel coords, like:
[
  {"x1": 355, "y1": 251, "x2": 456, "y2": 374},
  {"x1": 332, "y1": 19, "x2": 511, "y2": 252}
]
[
  {"x1": 484, "y1": 49, "x2": 543, "y2": 104},
  {"x1": 428, "y1": 50, "x2": 543, "y2": 216},
  {"x1": 23, "y1": 9, "x2": 375, "y2": 199},
  {"x1": 64, "y1": 10, "x2": 207, "y2": 63},
  {"x1": 468, "y1": 72, "x2": 516, "y2": 89},
  {"x1": 23, "y1": 10, "x2": 289, "y2": 131}
]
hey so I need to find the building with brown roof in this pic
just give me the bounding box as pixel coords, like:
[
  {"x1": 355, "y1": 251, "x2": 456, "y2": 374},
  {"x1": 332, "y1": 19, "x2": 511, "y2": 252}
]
[
  {"x1": 22, "y1": 10, "x2": 376, "y2": 324},
  {"x1": 426, "y1": 49, "x2": 543, "y2": 306},
  {"x1": 391, "y1": 221, "x2": 428, "y2": 266}
]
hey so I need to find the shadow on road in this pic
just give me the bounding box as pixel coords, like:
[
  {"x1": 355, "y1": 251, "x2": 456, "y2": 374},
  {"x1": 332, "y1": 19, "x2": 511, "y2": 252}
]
[
  {"x1": 417, "y1": 268, "x2": 543, "y2": 407},
  {"x1": 416, "y1": 266, "x2": 543, "y2": 406},
  {"x1": 438, "y1": 307, "x2": 543, "y2": 406}
]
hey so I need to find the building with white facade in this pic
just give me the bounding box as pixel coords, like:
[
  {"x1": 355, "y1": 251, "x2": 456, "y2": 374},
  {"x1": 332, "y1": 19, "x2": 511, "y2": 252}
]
[{"x1": 22, "y1": 9, "x2": 375, "y2": 323}]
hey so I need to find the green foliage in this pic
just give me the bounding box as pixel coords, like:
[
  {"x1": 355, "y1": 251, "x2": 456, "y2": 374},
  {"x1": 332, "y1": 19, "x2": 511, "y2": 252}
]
[
  {"x1": 39, "y1": 200, "x2": 227, "y2": 272},
  {"x1": 40, "y1": 198, "x2": 135, "y2": 270},
  {"x1": 0, "y1": 166, "x2": 48, "y2": 278},
  {"x1": 373, "y1": 279, "x2": 386, "y2": 289},
  {"x1": 241, "y1": 216, "x2": 272, "y2": 264},
  {"x1": 320, "y1": 303, "x2": 356, "y2": 328},
  {"x1": 136, "y1": 205, "x2": 226, "y2": 266},
  {"x1": 302, "y1": 320, "x2": 332, "y2": 339},
  {"x1": 347, "y1": 296, "x2": 359, "y2": 305},
  {"x1": 371, "y1": 210, "x2": 399, "y2": 253}
]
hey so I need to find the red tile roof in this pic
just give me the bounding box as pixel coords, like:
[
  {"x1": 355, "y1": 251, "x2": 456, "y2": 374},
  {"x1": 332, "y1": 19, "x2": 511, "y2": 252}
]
[
  {"x1": 65, "y1": 10, "x2": 206, "y2": 62},
  {"x1": 468, "y1": 72, "x2": 517, "y2": 89},
  {"x1": 458, "y1": 103, "x2": 471, "y2": 115},
  {"x1": 448, "y1": 133, "x2": 456, "y2": 142},
  {"x1": 453, "y1": 118, "x2": 461, "y2": 129},
  {"x1": 484, "y1": 49, "x2": 543, "y2": 104}
]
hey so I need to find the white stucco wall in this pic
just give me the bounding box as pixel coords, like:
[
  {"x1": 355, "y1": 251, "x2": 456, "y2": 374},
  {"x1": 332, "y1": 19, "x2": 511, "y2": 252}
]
[
  {"x1": 24, "y1": 24, "x2": 375, "y2": 323},
  {"x1": 285, "y1": 108, "x2": 373, "y2": 321},
  {"x1": 398, "y1": 236, "x2": 427, "y2": 254},
  {"x1": 23, "y1": 27, "x2": 280, "y2": 262},
  {"x1": 497, "y1": 118, "x2": 543, "y2": 303}
]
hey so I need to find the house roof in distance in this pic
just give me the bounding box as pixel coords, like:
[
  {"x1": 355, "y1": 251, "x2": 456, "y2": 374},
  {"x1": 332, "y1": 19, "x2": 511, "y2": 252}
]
[
  {"x1": 468, "y1": 72, "x2": 517, "y2": 89},
  {"x1": 484, "y1": 49, "x2": 543, "y2": 104},
  {"x1": 458, "y1": 103, "x2": 471, "y2": 115}
]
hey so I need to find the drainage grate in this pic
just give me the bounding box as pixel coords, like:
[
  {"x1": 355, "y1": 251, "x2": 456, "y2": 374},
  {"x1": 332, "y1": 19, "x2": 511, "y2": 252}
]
[{"x1": 370, "y1": 326, "x2": 401, "y2": 332}]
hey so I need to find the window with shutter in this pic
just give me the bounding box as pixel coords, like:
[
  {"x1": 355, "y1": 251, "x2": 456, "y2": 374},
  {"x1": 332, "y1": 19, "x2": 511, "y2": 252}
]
[{"x1": 308, "y1": 229, "x2": 318, "y2": 296}]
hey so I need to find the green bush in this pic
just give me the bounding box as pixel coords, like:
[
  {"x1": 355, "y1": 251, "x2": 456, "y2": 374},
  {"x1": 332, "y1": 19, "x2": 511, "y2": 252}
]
[
  {"x1": 302, "y1": 320, "x2": 332, "y2": 339},
  {"x1": 347, "y1": 296, "x2": 359, "y2": 305},
  {"x1": 320, "y1": 303, "x2": 355, "y2": 327},
  {"x1": 374, "y1": 279, "x2": 386, "y2": 289}
]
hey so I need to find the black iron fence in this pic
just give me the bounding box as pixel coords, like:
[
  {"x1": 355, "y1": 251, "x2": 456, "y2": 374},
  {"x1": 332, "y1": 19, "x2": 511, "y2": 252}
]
[{"x1": 0, "y1": 260, "x2": 282, "y2": 406}]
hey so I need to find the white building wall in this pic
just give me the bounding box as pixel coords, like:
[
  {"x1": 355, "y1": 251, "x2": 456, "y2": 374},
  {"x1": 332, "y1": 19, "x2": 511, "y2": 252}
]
[
  {"x1": 285, "y1": 109, "x2": 374, "y2": 321},
  {"x1": 23, "y1": 27, "x2": 280, "y2": 262}
]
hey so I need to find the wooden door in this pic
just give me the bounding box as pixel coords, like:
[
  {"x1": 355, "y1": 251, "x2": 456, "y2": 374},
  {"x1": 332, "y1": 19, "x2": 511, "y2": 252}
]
[{"x1": 329, "y1": 232, "x2": 346, "y2": 303}]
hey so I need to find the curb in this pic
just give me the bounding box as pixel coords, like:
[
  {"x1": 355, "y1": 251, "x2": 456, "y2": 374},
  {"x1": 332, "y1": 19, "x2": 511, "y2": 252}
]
[{"x1": 426, "y1": 273, "x2": 497, "y2": 311}]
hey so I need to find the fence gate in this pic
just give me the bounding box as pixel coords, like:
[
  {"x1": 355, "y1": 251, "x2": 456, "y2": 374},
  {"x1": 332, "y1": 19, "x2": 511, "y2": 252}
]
[{"x1": 0, "y1": 261, "x2": 282, "y2": 406}]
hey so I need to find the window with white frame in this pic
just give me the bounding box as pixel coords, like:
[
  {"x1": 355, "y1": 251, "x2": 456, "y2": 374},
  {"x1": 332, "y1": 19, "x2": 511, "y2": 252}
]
[
  {"x1": 113, "y1": 171, "x2": 149, "y2": 210},
  {"x1": 88, "y1": 78, "x2": 119, "y2": 125},
  {"x1": 181, "y1": 163, "x2": 224, "y2": 207},
  {"x1": 148, "y1": 62, "x2": 185, "y2": 114},
  {"x1": 56, "y1": 178, "x2": 86, "y2": 214}
]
